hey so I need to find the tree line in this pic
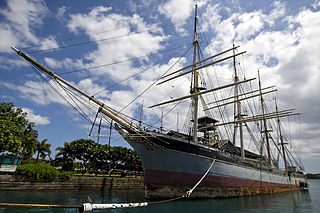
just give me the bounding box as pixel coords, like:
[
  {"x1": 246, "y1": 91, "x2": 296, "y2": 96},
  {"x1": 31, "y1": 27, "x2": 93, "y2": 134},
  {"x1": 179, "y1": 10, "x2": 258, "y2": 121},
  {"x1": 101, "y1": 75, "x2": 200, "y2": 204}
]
[
  {"x1": 54, "y1": 139, "x2": 142, "y2": 176},
  {"x1": 0, "y1": 101, "x2": 142, "y2": 176}
]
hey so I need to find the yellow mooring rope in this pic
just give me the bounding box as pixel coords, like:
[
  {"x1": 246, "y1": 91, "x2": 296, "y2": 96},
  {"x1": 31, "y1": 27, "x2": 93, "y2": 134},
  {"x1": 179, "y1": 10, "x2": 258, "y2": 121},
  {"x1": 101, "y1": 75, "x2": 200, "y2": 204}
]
[
  {"x1": 0, "y1": 159, "x2": 216, "y2": 212},
  {"x1": 0, "y1": 203, "x2": 81, "y2": 209}
]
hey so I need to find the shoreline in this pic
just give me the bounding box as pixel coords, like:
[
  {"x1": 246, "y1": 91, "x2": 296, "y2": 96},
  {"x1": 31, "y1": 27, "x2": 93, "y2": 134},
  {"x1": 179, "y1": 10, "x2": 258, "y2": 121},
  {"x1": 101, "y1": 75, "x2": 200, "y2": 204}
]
[{"x1": 0, "y1": 174, "x2": 144, "y2": 191}]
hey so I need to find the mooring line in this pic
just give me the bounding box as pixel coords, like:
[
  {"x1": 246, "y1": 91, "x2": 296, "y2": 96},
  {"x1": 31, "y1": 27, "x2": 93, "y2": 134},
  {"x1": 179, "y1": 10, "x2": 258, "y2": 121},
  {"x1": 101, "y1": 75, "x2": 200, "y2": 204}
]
[
  {"x1": 186, "y1": 159, "x2": 216, "y2": 196},
  {"x1": 0, "y1": 159, "x2": 216, "y2": 212},
  {"x1": 0, "y1": 203, "x2": 82, "y2": 209},
  {"x1": 81, "y1": 159, "x2": 215, "y2": 212}
]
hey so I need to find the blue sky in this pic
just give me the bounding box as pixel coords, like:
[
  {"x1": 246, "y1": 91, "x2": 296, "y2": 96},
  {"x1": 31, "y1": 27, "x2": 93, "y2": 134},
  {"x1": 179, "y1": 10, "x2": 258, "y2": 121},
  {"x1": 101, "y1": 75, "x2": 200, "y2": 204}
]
[{"x1": 0, "y1": 0, "x2": 320, "y2": 173}]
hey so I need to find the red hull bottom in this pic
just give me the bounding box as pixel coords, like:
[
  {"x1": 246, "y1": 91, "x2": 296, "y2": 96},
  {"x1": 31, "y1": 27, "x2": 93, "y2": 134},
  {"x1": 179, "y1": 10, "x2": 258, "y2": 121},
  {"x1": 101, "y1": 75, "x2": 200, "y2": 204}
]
[{"x1": 144, "y1": 169, "x2": 300, "y2": 199}]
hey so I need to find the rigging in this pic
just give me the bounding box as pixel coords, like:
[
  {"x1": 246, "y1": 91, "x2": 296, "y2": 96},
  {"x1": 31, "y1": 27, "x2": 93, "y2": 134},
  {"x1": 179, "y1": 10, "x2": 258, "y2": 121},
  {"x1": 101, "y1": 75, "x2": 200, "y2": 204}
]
[
  {"x1": 56, "y1": 43, "x2": 193, "y2": 75},
  {"x1": 24, "y1": 19, "x2": 192, "y2": 54}
]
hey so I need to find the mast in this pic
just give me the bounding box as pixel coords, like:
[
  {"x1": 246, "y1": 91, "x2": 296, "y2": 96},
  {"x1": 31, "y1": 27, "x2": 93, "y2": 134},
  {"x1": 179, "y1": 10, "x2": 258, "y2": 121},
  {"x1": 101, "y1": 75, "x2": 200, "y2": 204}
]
[
  {"x1": 139, "y1": 100, "x2": 143, "y2": 128},
  {"x1": 258, "y1": 71, "x2": 272, "y2": 165},
  {"x1": 233, "y1": 44, "x2": 237, "y2": 145},
  {"x1": 233, "y1": 44, "x2": 245, "y2": 159},
  {"x1": 176, "y1": 110, "x2": 179, "y2": 132},
  {"x1": 192, "y1": 4, "x2": 199, "y2": 142},
  {"x1": 275, "y1": 98, "x2": 288, "y2": 172},
  {"x1": 160, "y1": 109, "x2": 164, "y2": 133},
  {"x1": 108, "y1": 120, "x2": 113, "y2": 146}
]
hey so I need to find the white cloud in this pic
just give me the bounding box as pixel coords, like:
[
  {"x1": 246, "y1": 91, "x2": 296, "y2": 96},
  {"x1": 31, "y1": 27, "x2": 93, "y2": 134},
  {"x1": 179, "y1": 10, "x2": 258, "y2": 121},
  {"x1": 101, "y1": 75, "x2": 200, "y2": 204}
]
[
  {"x1": 0, "y1": 0, "x2": 47, "y2": 51},
  {"x1": 199, "y1": 3, "x2": 221, "y2": 32},
  {"x1": 0, "y1": 0, "x2": 47, "y2": 45},
  {"x1": 77, "y1": 78, "x2": 108, "y2": 98},
  {"x1": 266, "y1": 1, "x2": 286, "y2": 26},
  {"x1": 44, "y1": 57, "x2": 62, "y2": 69},
  {"x1": 158, "y1": 0, "x2": 208, "y2": 34},
  {"x1": 0, "y1": 0, "x2": 59, "y2": 72},
  {"x1": 4, "y1": 5, "x2": 174, "y2": 126},
  {"x1": 199, "y1": 1, "x2": 320, "y2": 164},
  {"x1": 38, "y1": 36, "x2": 59, "y2": 51},
  {"x1": 0, "y1": 56, "x2": 26, "y2": 69},
  {"x1": 44, "y1": 57, "x2": 83, "y2": 70},
  {"x1": 0, "y1": 23, "x2": 19, "y2": 52},
  {"x1": 66, "y1": 6, "x2": 167, "y2": 83},
  {"x1": 0, "y1": 80, "x2": 68, "y2": 106},
  {"x1": 158, "y1": 0, "x2": 193, "y2": 34},
  {"x1": 312, "y1": 0, "x2": 320, "y2": 9},
  {"x1": 0, "y1": 78, "x2": 107, "y2": 124},
  {"x1": 67, "y1": 6, "x2": 112, "y2": 33},
  {"x1": 22, "y1": 107, "x2": 50, "y2": 125},
  {"x1": 57, "y1": 6, "x2": 67, "y2": 22},
  {"x1": 202, "y1": 2, "x2": 287, "y2": 51},
  {"x1": 236, "y1": 11, "x2": 264, "y2": 40}
]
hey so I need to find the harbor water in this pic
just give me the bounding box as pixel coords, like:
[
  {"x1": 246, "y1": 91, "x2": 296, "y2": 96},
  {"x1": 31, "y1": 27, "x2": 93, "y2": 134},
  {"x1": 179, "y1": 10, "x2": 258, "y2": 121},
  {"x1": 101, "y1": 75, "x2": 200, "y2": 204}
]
[{"x1": 0, "y1": 179, "x2": 319, "y2": 213}]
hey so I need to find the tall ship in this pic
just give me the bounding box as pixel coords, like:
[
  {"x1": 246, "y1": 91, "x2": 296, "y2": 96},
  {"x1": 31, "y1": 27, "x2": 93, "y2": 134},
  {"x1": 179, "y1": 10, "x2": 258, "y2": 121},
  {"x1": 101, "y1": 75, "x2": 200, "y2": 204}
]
[{"x1": 12, "y1": 5, "x2": 307, "y2": 199}]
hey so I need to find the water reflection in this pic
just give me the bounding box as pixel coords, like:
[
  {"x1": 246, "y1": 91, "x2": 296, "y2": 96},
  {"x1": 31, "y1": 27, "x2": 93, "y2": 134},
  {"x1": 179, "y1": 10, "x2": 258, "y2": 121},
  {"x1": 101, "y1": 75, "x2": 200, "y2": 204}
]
[{"x1": 0, "y1": 180, "x2": 319, "y2": 213}]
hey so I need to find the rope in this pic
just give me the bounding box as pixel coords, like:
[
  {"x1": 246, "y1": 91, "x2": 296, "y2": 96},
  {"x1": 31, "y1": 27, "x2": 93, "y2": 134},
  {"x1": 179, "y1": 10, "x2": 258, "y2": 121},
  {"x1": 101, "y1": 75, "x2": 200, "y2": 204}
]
[
  {"x1": 88, "y1": 107, "x2": 102, "y2": 136},
  {"x1": 185, "y1": 159, "x2": 215, "y2": 197},
  {"x1": 26, "y1": 19, "x2": 191, "y2": 54},
  {"x1": 82, "y1": 159, "x2": 215, "y2": 212},
  {"x1": 0, "y1": 160, "x2": 216, "y2": 212},
  {"x1": 148, "y1": 196, "x2": 185, "y2": 205},
  {"x1": 0, "y1": 203, "x2": 81, "y2": 209},
  {"x1": 147, "y1": 159, "x2": 216, "y2": 205},
  {"x1": 117, "y1": 45, "x2": 193, "y2": 115},
  {"x1": 57, "y1": 43, "x2": 192, "y2": 75}
]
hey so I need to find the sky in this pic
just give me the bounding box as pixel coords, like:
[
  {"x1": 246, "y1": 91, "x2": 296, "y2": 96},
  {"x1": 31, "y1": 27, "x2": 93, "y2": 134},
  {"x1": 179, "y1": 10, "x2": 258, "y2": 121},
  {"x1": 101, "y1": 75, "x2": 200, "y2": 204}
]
[{"x1": 0, "y1": 0, "x2": 319, "y2": 173}]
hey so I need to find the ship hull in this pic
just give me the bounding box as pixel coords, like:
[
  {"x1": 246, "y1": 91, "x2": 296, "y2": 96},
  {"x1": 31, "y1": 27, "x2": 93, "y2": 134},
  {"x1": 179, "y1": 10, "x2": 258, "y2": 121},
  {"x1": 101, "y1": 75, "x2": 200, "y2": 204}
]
[{"x1": 118, "y1": 128, "x2": 306, "y2": 199}]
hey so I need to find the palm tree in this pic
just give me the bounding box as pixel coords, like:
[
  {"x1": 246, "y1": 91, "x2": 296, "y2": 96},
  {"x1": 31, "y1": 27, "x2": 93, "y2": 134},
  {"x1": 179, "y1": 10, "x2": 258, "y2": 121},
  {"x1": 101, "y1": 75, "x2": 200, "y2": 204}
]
[
  {"x1": 36, "y1": 139, "x2": 51, "y2": 163},
  {"x1": 54, "y1": 143, "x2": 75, "y2": 171}
]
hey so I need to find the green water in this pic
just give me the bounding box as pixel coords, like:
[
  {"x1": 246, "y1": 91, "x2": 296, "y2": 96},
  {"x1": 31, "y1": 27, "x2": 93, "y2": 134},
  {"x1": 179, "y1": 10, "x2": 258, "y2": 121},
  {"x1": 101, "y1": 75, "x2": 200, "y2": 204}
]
[{"x1": 0, "y1": 179, "x2": 319, "y2": 213}]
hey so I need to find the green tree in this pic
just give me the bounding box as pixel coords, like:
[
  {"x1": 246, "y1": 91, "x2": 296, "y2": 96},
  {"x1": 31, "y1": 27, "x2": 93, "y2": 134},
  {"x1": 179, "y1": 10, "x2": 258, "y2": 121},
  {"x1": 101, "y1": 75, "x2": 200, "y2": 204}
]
[
  {"x1": 123, "y1": 149, "x2": 141, "y2": 176},
  {"x1": 68, "y1": 139, "x2": 97, "y2": 174},
  {"x1": 90, "y1": 144, "x2": 110, "y2": 175},
  {"x1": 0, "y1": 101, "x2": 37, "y2": 159},
  {"x1": 55, "y1": 139, "x2": 98, "y2": 173},
  {"x1": 108, "y1": 146, "x2": 127, "y2": 175},
  {"x1": 35, "y1": 139, "x2": 51, "y2": 163},
  {"x1": 54, "y1": 143, "x2": 74, "y2": 171},
  {"x1": 53, "y1": 138, "x2": 141, "y2": 176}
]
